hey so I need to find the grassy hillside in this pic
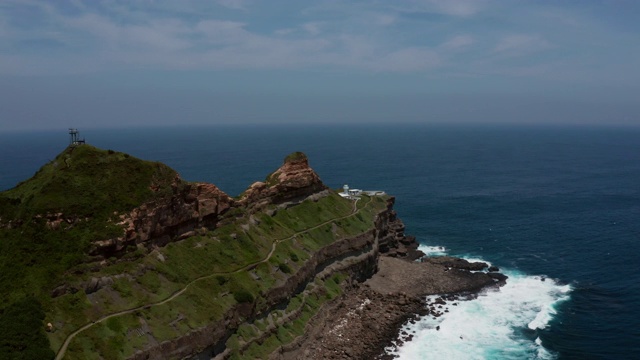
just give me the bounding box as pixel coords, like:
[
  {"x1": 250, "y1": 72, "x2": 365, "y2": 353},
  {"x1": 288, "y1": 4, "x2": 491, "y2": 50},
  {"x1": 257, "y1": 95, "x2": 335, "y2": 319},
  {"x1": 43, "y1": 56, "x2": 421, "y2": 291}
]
[
  {"x1": 0, "y1": 145, "x2": 178, "y2": 300},
  {"x1": 0, "y1": 145, "x2": 179, "y2": 360},
  {"x1": 0, "y1": 145, "x2": 390, "y2": 360},
  {"x1": 53, "y1": 192, "x2": 387, "y2": 359},
  {"x1": 0, "y1": 145, "x2": 176, "y2": 220}
]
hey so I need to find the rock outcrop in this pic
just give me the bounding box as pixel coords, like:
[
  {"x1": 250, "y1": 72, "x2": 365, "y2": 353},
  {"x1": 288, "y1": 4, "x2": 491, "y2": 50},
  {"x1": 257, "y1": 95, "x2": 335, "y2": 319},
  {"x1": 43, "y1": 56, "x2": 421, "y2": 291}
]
[
  {"x1": 239, "y1": 152, "x2": 328, "y2": 212},
  {"x1": 273, "y1": 253, "x2": 507, "y2": 360},
  {"x1": 90, "y1": 152, "x2": 326, "y2": 259},
  {"x1": 91, "y1": 176, "x2": 234, "y2": 258},
  {"x1": 421, "y1": 256, "x2": 489, "y2": 271},
  {"x1": 377, "y1": 207, "x2": 424, "y2": 260}
]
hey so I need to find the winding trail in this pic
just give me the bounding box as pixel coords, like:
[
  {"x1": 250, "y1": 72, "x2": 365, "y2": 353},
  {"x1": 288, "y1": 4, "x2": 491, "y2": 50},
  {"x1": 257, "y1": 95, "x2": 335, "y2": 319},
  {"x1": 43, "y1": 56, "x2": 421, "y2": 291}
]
[{"x1": 55, "y1": 196, "x2": 369, "y2": 360}]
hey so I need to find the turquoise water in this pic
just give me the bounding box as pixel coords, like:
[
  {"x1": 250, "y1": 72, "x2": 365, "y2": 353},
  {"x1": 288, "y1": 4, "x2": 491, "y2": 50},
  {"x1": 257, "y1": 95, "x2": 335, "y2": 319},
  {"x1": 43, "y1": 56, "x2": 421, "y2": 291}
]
[{"x1": 1, "y1": 124, "x2": 639, "y2": 359}]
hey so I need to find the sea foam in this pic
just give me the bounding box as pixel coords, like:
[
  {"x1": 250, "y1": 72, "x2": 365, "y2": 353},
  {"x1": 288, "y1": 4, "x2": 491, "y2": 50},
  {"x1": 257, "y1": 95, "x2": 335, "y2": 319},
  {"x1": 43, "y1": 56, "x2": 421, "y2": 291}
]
[{"x1": 387, "y1": 245, "x2": 571, "y2": 360}]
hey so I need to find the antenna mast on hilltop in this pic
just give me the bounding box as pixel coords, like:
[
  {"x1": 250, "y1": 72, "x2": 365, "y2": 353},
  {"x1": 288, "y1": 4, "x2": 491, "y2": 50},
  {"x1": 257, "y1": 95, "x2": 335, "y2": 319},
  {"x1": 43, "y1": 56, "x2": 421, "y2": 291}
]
[{"x1": 69, "y1": 128, "x2": 86, "y2": 146}]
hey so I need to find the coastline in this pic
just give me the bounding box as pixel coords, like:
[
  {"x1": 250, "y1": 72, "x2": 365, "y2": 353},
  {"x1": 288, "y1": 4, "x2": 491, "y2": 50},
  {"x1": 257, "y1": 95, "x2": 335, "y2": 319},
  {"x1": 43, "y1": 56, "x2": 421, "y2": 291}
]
[{"x1": 271, "y1": 234, "x2": 507, "y2": 360}]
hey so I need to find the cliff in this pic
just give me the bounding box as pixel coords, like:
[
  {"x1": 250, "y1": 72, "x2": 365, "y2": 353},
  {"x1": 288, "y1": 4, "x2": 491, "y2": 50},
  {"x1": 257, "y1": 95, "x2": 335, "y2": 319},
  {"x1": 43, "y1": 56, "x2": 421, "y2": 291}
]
[
  {"x1": 0, "y1": 147, "x2": 505, "y2": 360},
  {"x1": 91, "y1": 179, "x2": 234, "y2": 258}
]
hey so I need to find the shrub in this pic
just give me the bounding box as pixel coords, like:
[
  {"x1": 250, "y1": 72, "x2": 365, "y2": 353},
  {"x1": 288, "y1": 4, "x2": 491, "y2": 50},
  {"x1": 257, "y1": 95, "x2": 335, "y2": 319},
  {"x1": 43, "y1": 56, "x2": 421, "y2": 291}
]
[
  {"x1": 284, "y1": 152, "x2": 307, "y2": 163},
  {"x1": 233, "y1": 290, "x2": 254, "y2": 304},
  {"x1": 216, "y1": 275, "x2": 228, "y2": 286},
  {"x1": 278, "y1": 263, "x2": 292, "y2": 274}
]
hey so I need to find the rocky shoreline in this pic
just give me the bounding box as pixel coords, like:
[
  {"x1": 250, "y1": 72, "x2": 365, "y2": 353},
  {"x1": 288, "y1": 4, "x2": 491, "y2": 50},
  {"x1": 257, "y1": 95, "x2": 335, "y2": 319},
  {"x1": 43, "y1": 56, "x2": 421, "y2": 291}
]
[{"x1": 274, "y1": 241, "x2": 507, "y2": 360}]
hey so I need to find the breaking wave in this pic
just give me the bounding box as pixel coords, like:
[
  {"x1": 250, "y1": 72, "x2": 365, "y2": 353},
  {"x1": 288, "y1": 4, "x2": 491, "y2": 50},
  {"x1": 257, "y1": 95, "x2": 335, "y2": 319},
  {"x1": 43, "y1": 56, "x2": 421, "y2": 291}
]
[{"x1": 387, "y1": 245, "x2": 571, "y2": 360}]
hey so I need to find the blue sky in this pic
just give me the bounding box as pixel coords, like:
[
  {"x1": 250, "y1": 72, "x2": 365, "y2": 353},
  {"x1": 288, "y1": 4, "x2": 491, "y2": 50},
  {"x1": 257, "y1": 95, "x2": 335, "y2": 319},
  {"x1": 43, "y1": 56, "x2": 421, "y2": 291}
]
[{"x1": 1, "y1": 0, "x2": 639, "y2": 131}]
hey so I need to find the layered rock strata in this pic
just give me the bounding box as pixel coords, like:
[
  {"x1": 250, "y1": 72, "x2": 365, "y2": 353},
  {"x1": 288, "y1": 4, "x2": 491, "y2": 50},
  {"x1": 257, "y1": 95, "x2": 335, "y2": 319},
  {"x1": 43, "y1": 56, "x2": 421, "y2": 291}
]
[
  {"x1": 91, "y1": 178, "x2": 234, "y2": 258},
  {"x1": 239, "y1": 152, "x2": 328, "y2": 212},
  {"x1": 129, "y1": 196, "x2": 402, "y2": 360},
  {"x1": 272, "y1": 255, "x2": 506, "y2": 360},
  {"x1": 54, "y1": 150, "x2": 506, "y2": 360},
  {"x1": 92, "y1": 152, "x2": 327, "y2": 259}
]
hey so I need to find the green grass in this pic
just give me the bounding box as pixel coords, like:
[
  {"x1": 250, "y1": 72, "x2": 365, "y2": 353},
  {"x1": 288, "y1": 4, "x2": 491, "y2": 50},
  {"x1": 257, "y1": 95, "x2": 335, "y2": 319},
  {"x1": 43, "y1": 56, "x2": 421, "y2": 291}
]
[
  {"x1": 1, "y1": 145, "x2": 176, "y2": 220},
  {"x1": 228, "y1": 272, "x2": 349, "y2": 360},
  {"x1": 54, "y1": 192, "x2": 387, "y2": 359},
  {"x1": 0, "y1": 145, "x2": 181, "y2": 358},
  {"x1": 0, "y1": 144, "x2": 391, "y2": 359},
  {"x1": 0, "y1": 296, "x2": 55, "y2": 360},
  {"x1": 52, "y1": 192, "x2": 386, "y2": 359},
  {"x1": 284, "y1": 151, "x2": 307, "y2": 163}
]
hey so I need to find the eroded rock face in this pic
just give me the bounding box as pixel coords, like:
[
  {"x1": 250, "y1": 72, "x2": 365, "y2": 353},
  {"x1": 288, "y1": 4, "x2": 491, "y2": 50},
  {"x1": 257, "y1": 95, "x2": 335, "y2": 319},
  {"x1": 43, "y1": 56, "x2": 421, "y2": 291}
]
[
  {"x1": 377, "y1": 198, "x2": 425, "y2": 261},
  {"x1": 91, "y1": 152, "x2": 327, "y2": 258},
  {"x1": 91, "y1": 176, "x2": 234, "y2": 257},
  {"x1": 239, "y1": 152, "x2": 327, "y2": 211},
  {"x1": 127, "y1": 204, "x2": 386, "y2": 360}
]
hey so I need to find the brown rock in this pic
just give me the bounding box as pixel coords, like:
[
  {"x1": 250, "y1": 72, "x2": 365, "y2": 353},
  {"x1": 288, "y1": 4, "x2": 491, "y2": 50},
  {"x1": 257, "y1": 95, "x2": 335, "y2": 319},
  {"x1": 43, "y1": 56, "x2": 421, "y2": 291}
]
[
  {"x1": 239, "y1": 152, "x2": 328, "y2": 211},
  {"x1": 91, "y1": 176, "x2": 234, "y2": 257}
]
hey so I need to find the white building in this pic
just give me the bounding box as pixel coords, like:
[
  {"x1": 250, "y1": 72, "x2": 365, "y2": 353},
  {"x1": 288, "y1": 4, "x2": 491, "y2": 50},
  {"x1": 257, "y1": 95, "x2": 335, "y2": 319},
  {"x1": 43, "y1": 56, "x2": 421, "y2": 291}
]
[{"x1": 339, "y1": 184, "x2": 363, "y2": 199}]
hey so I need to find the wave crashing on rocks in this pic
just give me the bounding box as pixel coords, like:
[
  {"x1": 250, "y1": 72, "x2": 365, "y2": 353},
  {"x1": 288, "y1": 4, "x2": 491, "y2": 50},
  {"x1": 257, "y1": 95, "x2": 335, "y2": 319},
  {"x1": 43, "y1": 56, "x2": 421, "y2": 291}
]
[{"x1": 387, "y1": 245, "x2": 572, "y2": 360}]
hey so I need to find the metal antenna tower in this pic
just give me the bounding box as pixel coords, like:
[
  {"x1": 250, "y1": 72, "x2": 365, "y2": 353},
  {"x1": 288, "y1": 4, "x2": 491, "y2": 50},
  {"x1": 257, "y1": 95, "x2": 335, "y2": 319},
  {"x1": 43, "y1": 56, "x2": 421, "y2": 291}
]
[{"x1": 69, "y1": 128, "x2": 85, "y2": 146}]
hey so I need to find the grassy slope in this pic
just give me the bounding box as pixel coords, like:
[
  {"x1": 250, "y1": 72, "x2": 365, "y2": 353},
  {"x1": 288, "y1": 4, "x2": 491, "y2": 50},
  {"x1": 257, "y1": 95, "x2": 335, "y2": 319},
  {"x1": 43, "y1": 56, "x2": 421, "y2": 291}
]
[
  {"x1": 0, "y1": 145, "x2": 389, "y2": 360},
  {"x1": 0, "y1": 145, "x2": 176, "y2": 220},
  {"x1": 0, "y1": 145, "x2": 177, "y2": 302},
  {"x1": 57, "y1": 194, "x2": 387, "y2": 359},
  {"x1": 0, "y1": 145, "x2": 177, "y2": 360}
]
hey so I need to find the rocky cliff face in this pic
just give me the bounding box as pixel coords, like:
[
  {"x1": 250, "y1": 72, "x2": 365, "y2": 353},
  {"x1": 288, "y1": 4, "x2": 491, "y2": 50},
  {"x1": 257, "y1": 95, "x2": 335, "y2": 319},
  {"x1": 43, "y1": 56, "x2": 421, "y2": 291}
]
[
  {"x1": 92, "y1": 152, "x2": 327, "y2": 259},
  {"x1": 53, "y1": 151, "x2": 330, "y2": 302},
  {"x1": 91, "y1": 176, "x2": 234, "y2": 258},
  {"x1": 128, "y1": 195, "x2": 405, "y2": 360},
  {"x1": 377, "y1": 206, "x2": 424, "y2": 260},
  {"x1": 45, "y1": 150, "x2": 472, "y2": 360},
  {"x1": 239, "y1": 152, "x2": 328, "y2": 212}
]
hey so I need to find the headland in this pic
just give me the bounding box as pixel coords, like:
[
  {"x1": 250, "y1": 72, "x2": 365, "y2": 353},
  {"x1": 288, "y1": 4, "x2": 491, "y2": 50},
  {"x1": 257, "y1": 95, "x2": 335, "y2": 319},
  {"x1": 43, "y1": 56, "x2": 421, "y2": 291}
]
[{"x1": 0, "y1": 144, "x2": 506, "y2": 360}]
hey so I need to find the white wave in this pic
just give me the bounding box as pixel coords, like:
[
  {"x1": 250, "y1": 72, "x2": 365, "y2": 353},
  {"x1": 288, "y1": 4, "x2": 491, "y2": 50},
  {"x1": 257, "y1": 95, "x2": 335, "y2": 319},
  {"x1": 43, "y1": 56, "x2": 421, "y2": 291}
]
[
  {"x1": 419, "y1": 245, "x2": 447, "y2": 256},
  {"x1": 391, "y1": 245, "x2": 572, "y2": 360}
]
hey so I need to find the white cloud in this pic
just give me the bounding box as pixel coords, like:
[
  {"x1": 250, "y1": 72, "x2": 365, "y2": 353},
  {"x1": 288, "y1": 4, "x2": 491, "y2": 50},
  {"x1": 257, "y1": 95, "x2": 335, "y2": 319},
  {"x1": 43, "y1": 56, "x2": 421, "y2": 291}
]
[
  {"x1": 441, "y1": 35, "x2": 474, "y2": 50},
  {"x1": 274, "y1": 28, "x2": 295, "y2": 36},
  {"x1": 373, "y1": 47, "x2": 441, "y2": 72},
  {"x1": 374, "y1": 14, "x2": 396, "y2": 26},
  {"x1": 0, "y1": 0, "x2": 604, "y2": 79},
  {"x1": 302, "y1": 22, "x2": 322, "y2": 36},
  {"x1": 428, "y1": 0, "x2": 486, "y2": 17},
  {"x1": 65, "y1": 14, "x2": 191, "y2": 51},
  {"x1": 196, "y1": 20, "x2": 249, "y2": 44},
  {"x1": 217, "y1": 0, "x2": 249, "y2": 11},
  {"x1": 395, "y1": 0, "x2": 488, "y2": 17},
  {"x1": 494, "y1": 34, "x2": 552, "y2": 56}
]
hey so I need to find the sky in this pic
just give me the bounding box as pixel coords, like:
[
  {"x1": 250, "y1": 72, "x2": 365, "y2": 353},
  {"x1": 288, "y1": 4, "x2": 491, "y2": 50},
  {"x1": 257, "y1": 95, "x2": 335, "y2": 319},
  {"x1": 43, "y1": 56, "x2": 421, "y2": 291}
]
[{"x1": 1, "y1": 0, "x2": 639, "y2": 131}]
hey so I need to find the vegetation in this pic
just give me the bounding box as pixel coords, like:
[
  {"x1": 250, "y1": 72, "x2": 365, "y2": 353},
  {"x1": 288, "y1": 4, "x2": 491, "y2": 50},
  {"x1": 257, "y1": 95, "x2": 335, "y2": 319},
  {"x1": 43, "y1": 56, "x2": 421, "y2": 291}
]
[
  {"x1": 233, "y1": 290, "x2": 255, "y2": 304},
  {"x1": 0, "y1": 145, "x2": 390, "y2": 360},
  {"x1": 283, "y1": 151, "x2": 307, "y2": 163},
  {"x1": 0, "y1": 145, "x2": 176, "y2": 220},
  {"x1": 231, "y1": 272, "x2": 348, "y2": 359},
  {"x1": 0, "y1": 145, "x2": 178, "y2": 359},
  {"x1": 0, "y1": 297, "x2": 55, "y2": 360}
]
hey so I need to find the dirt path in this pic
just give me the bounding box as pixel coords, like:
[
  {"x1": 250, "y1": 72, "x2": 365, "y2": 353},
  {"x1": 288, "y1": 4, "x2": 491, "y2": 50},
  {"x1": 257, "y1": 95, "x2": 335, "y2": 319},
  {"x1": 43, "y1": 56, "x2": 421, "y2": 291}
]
[{"x1": 55, "y1": 197, "x2": 368, "y2": 360}]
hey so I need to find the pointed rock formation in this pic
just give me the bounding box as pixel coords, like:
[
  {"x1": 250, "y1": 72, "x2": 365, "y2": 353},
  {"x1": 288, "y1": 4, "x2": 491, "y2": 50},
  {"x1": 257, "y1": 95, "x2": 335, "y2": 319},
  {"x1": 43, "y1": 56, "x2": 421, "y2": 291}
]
[{"x1": 239, "y1": 152, "x2": 328, "y2": 211}]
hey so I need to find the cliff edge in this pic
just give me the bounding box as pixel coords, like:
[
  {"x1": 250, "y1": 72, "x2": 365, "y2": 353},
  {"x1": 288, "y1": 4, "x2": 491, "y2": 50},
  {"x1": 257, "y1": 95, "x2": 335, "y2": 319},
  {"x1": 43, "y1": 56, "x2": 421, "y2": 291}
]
[{"x1": 0, "y1": 148, "x2": 506, "y2": 360}]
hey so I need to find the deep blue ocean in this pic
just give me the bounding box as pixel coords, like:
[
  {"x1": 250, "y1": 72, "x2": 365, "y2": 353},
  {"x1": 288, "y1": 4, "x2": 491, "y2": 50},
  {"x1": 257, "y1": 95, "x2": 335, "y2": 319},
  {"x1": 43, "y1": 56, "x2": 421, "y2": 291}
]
[{"x1": 1, "y1": 124, "x2": 639, "y2": 359}]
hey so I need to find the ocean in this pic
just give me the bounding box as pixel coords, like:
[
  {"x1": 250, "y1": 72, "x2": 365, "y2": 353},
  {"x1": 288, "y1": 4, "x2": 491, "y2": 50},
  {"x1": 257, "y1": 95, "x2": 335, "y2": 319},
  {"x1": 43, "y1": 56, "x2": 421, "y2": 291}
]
[{"x1": 1, "y1": 124, "x2": 639, "y2": 359}]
